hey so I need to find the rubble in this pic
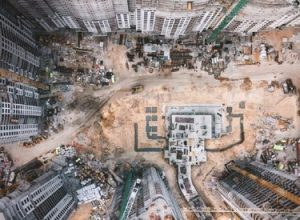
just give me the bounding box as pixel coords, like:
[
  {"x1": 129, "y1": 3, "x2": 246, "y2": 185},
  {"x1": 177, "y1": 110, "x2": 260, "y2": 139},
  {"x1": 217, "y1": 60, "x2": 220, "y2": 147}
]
[
  {"x1": 76, "y1": 184, "x2": 103, "y2": 204},
  {"x1": 252, "y1": 111, "x2": 299, "y2": 176},
  {"x1": 259, "y1": 138, "x2": 300, "y2": 176}
]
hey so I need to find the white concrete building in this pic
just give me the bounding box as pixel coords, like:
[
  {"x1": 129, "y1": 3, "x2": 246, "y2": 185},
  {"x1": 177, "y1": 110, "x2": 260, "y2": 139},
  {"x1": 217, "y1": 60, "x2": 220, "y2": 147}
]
[
  {"x1": 8, "y1": 0, "x2": 300, "y2": 37},
  {"x1": 0, "y1": 1, "x2": 40, "y2": 79},
  {"x1": 0, "y1": 78, "x2": 42, "y2": 144},
  {"x1": 0, "y1": 172, "x2": 76, "y2": 220},
  {"x1": 136, "y1": 8, "x2": 156, "y2": 32},
  {"x1": 116, "y1": 14, "x2": 130, "y2": 29}
]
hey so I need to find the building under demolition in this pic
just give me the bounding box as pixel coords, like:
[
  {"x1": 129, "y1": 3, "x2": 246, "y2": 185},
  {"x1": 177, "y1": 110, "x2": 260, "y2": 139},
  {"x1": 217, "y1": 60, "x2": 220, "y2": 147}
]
[
  {"x1": 0, "y1": 171, "x2": 76, "y2": 220},
  {"x1": 218, "y1": 160, "x2": 300, "y2": 220},
  {"x1": 110, "y1": 167, "x2": 184, "y2": 220},
  {"x1": 0, "y1": 78, "x2": 41, "y2": 145}
]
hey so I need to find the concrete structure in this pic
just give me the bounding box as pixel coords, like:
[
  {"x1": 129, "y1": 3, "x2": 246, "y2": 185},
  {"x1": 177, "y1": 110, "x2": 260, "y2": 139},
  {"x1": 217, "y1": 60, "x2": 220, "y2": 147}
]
[
  {"x1": 224, "y1": 0, "x2": 300, "y2": 34},
  {"x1": 110, "y1": 167, "x2": 184, "y2": 220},
  {"x1": 6, "y1": 0, "x2": 300, "y2": 38},
  {"x1": 0, "y1": 171, "x2": 76, "y2": 220},
  {"x1": 0, "y1": 0, "x2": 40, "y2": 80},
  {"x1": 7, "y1": 0, "x2": 225, "y2": 38},
  {"x1": 217, "y1": 160, "x2": 300, "y2": 220},
  {"x1": 7, "y1": 0, "x2": 129, "y2": 34},
  {"x1": 164, "y1": 105, "x2": 224, "y2": 166},
  {"x1": 0, "y1": 78, "x2": 42, "y2": 145},
  {"x1": 164, "y1": 104, "x2": 225, "y2": 220}
]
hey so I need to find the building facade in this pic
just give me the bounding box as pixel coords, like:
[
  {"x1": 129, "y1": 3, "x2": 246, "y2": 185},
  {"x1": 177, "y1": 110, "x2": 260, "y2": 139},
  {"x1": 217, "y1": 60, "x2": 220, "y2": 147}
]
[
  {"x1": 0, "y1": 78, "x2": 41, "y2": 145},
  {"x1": 0, "y1": 171, "x2": 76, "y2": 220},
  {"x1": 111, "y1": 167, "x2": 184, "y2": 220},
  {"x1": 6, "y1": 0, "x2": 226, "y2": 38},
  {"x1": 0, "y1": 0, "x2": 40, "y2": 80},
  {"x1": 224, "y1": 0, "x2": 300, "y2": 34},
  {"x1": 217, "y1": 161, "x2": 300, "y2": 220},
  {"x1": 6, "y1": 0, "x2": 300, "y2": 38}
]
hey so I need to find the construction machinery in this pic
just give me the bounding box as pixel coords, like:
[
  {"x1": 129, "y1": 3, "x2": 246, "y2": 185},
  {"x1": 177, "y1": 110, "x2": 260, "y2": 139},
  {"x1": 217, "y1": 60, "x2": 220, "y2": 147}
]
[{"x1": 207, "y1": 0, "x2": 249, "y2": 43}]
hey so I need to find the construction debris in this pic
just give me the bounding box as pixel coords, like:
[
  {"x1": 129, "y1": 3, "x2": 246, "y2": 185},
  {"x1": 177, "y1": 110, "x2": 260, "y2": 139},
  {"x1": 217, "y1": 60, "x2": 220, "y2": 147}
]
[
  {"x1": 77, "y1": 184, "x2": 104, "y2": 204},
  {"x1": 0, "y1": 147, "x2": 13, "y2": 195}
]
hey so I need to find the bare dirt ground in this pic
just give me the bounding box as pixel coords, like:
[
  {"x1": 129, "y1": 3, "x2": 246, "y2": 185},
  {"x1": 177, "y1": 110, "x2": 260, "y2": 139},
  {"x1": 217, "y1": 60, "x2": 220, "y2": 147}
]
[
  {"x1": 68, "y1": 203, "x2": 93, "y2": 220},
  {"x1": 5, "y1": 40, "x2": 300, "y2": 219},
  {"x1": 94, "y1": 66, "x2": 299, "y2": 219}
]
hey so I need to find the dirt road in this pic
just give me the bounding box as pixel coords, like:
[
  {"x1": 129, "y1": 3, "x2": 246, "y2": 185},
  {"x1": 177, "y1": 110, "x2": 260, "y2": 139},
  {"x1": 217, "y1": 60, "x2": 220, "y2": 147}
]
[{"x1": 4, "y1": 41, "x2": 300, "y2": 220}]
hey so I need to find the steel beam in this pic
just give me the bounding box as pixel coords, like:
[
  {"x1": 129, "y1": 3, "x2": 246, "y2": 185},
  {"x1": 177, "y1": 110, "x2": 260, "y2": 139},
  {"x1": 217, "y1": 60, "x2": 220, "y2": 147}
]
[{"x1": 230, "y1": 165, "x2": 300, "y2": 206}]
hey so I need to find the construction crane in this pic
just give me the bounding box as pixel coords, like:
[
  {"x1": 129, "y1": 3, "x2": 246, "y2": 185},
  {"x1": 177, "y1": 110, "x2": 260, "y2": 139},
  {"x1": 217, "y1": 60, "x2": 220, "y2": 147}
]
[
  {"x1": 0, "y1": 68, "x2": 49, "y2": 90},
  {"x1": 207, "y1": 0, "x2": 249, "y2": 43},
  {"x1": 120, "y1": 178, "x2": 141, "y2": 220}
]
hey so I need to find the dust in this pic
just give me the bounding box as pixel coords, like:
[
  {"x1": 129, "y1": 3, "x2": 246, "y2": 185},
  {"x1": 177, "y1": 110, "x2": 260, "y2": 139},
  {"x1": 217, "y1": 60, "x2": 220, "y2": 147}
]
[
  {"x1": 240, "y1": 77, "x2": 252, "y2": 90},
  {"x1": 162, "y1": 85, "x2": 170, "y2": 91},
  {"x1": 256, "y1": 80, "x2": 268, "y2": 88},
  {"x1": 68, "y1": 203, "x2": 93, "y2": 220},
  {"x1": 100, "y1": 108, "x2": 115, "y2": 128},
  {"x1": 216, "y1": 76, "x2": 230, "y2": 82},
  {"x1": 271, "y1": 80, "x2": 280, "y2": 88}
]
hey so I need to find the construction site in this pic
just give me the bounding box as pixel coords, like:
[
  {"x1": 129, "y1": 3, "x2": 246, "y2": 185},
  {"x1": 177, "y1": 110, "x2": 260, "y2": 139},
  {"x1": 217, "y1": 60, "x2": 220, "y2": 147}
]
[{"x1": 0, "y1": 0, "x2": 300, "y2": 219}]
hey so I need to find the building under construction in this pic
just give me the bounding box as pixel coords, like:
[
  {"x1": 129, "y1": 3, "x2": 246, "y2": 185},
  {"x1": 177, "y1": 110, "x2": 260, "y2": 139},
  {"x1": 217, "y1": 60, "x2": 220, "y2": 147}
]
[
  {"x1": 0, "y1": 78, "x2": 41, "y2": 145},
  {"x1": 110, "y1": 167, "x2": 184, "y2": 220},
  {"x1": 0, "y1": 0, "x2": 40, "y2": 80},
  {"x1": 217, "y1": 160, "x2": 300, "y2": 220},
  {"x1": 0, "y1": 171, "x2": 76, "y2": 220},
  {"x1": 6, "y1": 0, "x2": 300, "y2": 39}
]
